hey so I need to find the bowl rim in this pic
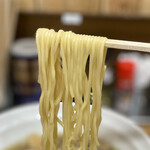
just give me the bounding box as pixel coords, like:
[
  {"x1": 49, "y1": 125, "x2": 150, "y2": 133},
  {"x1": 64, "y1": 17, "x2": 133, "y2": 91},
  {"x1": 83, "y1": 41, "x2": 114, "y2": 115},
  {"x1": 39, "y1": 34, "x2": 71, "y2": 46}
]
[{"x1": 0, "y1": 102, "x2": 150, "y2": 149}]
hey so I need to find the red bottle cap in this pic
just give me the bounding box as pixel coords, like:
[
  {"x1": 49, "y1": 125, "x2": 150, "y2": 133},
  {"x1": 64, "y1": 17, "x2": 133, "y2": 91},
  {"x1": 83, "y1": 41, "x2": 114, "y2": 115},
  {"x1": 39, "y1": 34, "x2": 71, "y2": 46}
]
[{"x1": 116, "y1": 60, "x2": 135, "y2": 90}]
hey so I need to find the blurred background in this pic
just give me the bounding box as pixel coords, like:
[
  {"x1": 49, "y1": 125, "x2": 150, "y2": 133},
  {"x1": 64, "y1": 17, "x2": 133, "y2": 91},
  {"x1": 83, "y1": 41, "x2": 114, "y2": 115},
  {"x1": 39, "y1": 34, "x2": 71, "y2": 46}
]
[{"x1": 1, "y1": 0, "x2": 150, "y2": 135}]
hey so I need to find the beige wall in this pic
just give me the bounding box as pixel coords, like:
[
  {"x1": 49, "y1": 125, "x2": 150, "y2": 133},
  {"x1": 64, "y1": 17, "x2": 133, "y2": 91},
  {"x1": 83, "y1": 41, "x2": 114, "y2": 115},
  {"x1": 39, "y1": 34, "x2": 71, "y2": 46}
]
[
  {"x1": 0, "y1": 0, "x2": 18, "y2": 107},
  {"x1": 18, "y1": 0, "x2": 150, "y2": 16}
]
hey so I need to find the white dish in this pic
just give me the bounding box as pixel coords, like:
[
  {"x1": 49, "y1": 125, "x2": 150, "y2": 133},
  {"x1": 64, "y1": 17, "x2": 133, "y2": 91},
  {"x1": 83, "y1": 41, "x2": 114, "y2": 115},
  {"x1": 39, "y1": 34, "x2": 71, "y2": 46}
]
[{"x1": 0, "y1": 103, "x2": 150, "y2": 150}]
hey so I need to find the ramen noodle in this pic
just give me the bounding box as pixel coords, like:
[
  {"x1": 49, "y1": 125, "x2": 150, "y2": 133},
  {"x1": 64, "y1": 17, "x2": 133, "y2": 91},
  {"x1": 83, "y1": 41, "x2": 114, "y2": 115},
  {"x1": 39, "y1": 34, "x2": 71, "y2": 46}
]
[{"x1": 36, "y1": 29, "x2": 107, "y2": 150}]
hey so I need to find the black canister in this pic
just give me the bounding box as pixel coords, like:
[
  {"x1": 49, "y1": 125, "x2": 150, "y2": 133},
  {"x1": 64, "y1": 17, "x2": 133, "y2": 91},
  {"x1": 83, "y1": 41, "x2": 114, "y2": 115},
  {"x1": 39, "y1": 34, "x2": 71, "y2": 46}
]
[{"x1": 10, "y1": 38, "x2": 40, "y2": 105}]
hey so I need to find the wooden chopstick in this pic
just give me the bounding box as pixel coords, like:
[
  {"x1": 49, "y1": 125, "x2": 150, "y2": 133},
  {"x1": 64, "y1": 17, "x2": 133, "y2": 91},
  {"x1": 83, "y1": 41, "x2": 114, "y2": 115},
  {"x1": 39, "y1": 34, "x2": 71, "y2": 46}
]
[{"x1": 106, "y1": 39, "x2": 150, "y2": 53}]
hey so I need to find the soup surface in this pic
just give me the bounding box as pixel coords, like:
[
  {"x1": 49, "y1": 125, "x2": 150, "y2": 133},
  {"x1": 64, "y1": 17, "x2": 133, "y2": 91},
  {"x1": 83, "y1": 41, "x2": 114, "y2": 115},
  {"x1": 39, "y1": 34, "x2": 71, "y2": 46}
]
[{"x1": 6, "y1": 134, "x2": 118, "y2": 150}]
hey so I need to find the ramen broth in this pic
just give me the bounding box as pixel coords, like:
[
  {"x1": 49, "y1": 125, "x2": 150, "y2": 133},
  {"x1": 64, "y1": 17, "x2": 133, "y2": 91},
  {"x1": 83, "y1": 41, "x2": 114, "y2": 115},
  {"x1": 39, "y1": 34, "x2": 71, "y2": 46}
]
[{"x1": 6, "y1": 134, "x2": 118, "y2": 150}]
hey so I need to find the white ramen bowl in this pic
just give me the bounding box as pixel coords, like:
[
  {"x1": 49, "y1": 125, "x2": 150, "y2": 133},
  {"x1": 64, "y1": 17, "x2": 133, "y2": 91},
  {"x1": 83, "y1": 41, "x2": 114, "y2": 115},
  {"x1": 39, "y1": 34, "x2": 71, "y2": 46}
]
[{"x1": 0, "y1": 103, "x2": 150, "y2": 150}]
